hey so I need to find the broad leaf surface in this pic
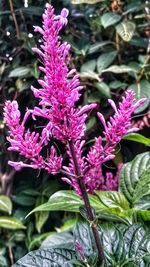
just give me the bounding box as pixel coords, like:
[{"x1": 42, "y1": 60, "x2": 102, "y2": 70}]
[
  {"x1": 12, "y1": 248, "x2": 76, "y2": 267},
  {"x1": 119, "y1": 152, "x2": 150, "y2": 205}
]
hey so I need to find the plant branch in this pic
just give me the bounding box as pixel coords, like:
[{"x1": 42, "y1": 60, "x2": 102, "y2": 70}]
[
  {"x1": 68, "y1": 140, "x2": 105, "y2": 266},
  {"x1": 9, "y1": 0, "x2": 20, "y2": 39}
]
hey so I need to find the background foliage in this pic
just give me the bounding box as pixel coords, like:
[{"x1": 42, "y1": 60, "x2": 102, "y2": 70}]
[{"x1": 0, "y1": 0, "x2": 150, "y2": 266}]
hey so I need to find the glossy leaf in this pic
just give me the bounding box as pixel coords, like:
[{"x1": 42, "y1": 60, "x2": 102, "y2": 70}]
[
  {"x1": 80, "y1": 59, "x2": 96, "y2": 72},
  {"x1": 35, "y1": 196, "x2": 49, "y2": 233},
  {"x1": 102, "y1": 65, "x2": 138, "y2": 74},
  {"x1": 97, "y1": 51, "x2": 117, "y2": 73},
  {"x1": 119, "y1": 152, "x2": 150, "y2": 205},
  {"x1": 101, "y1": 12, "x2": 121, "y2": 28},
  {"x1": 9, "y1": 67, "x2": 30, "y2": 78},
  {"x1": 26, "y1": 191, "x2": 84, "y2": 217},
  {"x1": 12, "y1": 248, "x2": 76, "y2": 267},
  {"x1": 0, "y1": 195, "x2": 12, "y2": 214},
  {"x1": 100, "y1": 223, "x2": 150, "y2": 266},
  {"x1": 95, "y1": 82, "x2": 111, "y2": 98},
  {"x1": 116, "y1": 21, "x2": 136, "y2": 42},
  {"x1": 123, "y1": 133, "x2": 150, "y2": 146},
  {"x1": 95, "y1": 190, "x2": 130, "y2": 211},
  {"x1": 0, "y1": 216, "x2": 26, "y2": 230},
  {"x1": 41, "y1": 231, "x2": 74, "y2": 249}
]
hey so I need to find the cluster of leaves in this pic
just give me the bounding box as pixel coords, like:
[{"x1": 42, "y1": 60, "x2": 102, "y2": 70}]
[
  {"x1": 0, "y1": 0, "x2": 150, "y2": 266},
  {"x1": 11, "y1": 152, "x2": 150, "y2": 266}
]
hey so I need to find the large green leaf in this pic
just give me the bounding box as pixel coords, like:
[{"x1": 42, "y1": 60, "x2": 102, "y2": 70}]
[
  {"x1": 0, "y1": 195, "x2": 12, "y2": 214},
  {"x1": 100, "y1": 223, "x2": 150, "y2": 266},
  {"x1": 123, "y1": 133, "x2": 150, "y2": 146},
  {"x1": 101, "y1": 12, "x2": 121, "y2": 28},
  {"x1": 12, "y1": 248, "x2": 76, "y2": 267},
  {"x1": 0, "y1": 216, "x2": 26, "y2": 230},
  {"x1": 97, "y1": 51, "x2": 117, "y2": 73},
  {"x1": 102, "y1": 65, "x2": 138, "y2": 74},
  {"x1": 35, "y1": 195, "x2": 49, "y2": 233},
  {"x1": 95, "y1": 191, "x2": 130, "y2": 211},
  {"x1": 27, "y1": 190, "x2": 133, "y2": 224},
  {"x1": 74, "y1": 221, "x2": 95, "y2": 258},
  {"x1": 9, "y1": 67, "x2": 30, "y2": 78},
  {"x1": 41, "y1": 231, "x2": 74, "y2": 250},
  {"x1": 74, "y1": 221, "x2": 150, "y2": 266},
  {"x1": 132, "y1": 168, "x2": 150, "y2": 209},
  {"x1": 26, "y1": 191, "x2": 84, "y2": 216},
  {"x1": 119, "y1": 152, "x2": 150, "y2": 205}
]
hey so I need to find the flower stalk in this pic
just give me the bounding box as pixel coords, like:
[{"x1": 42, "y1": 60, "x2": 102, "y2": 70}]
[{"x1": 69, "y1": 140, "x2": 105, "y2": 265}]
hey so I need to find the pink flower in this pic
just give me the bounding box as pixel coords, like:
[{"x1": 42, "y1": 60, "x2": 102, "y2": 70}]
[
  {"x1": 4, "y1": 101, "x2": 62, "y2": 173},
  {"x1": 31, "y1": 4, "x2": 95, "y2": 142}
]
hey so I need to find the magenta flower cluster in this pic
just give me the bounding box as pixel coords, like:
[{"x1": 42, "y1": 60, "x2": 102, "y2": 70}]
[{"x1": 4, "y1": 4, "x2": 145, "y2": 195}]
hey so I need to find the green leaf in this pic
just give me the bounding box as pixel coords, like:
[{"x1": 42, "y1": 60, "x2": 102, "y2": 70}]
[
  {"x1": 101, "y1": 12, "x2": 121, "y2": 28},
  {"x1": 132, "y1": 168, "x2": 150, "y2": 209},
  {"x1": 128, "y1": 80, "x2": 150, "y2": 113},
  {"x1": 41, "y1": 231, "x2": 74, "y2": 249},
  {"x1": 81, "y1": 59, "x2": 96, "y2": 72},
  {"x1": 88, "y1": 41, "x2": 112, "y2": 55},
  {"x1": 0, "y1": 195, "x2": 12, "y2": 214},
  {"x1": 74, "y1": 221, "x2": 95, "y2": 258},
  {"x1": 80, "y1": 71, "x2": 101, "y2": 82},
  {"x1": 12, "y1": 248, "x2": 76, "y2": 267},
  {"x1": 95, "y1": 191, "x2": 130, "y2": 211},
  {"x1": 95, "y1": 82, "x2": 111, "y2": 98},
  {"x1": 26, "y1": 191, "x2": 84, "y2": 217},
  {"x1": 119, "y1": 152, "x2": 150, "y2": 206},
  {"x1": 100, "y1": 223, "x2": 126, "y2": 265},
  {"x1": 100, "y1": 223, "x2": 150, "y2": 266},
  {"x1": 13, "y1": 193, "x2": 36, "y2": 206},
  {"x1": 116, "y1": 21, "x2": 136, "y2": 42},
  {"x1": 102, "y1": 65, "x2": 138, "y2": 74},
  {"x1": 27, "y1": 190, "x2": 133, "y2": 224},
  {"x1": 109, "y1": 80, "x2": 127, "y2": 89},
  {"x1": 123, "y1": 133, "x2": 150, "y2": 146},
  {"x1": 95, "y1": 191, "x2": 132, "y2": 224},
  {"x1": 97, "y1": 51, "x2": 117, "y2": 73},
  {"x1": 86, "y1": 117, "x2": 96, "y2": 131},
  {"x1": 9, "y1": 67, "x2": 30, "y2": 78},
  {"x1": 0, "y1": 216, "x2": 26, "y2": 230},
  {"x1": 136, "y1": 210, "x2": 150, "y2": 221},
  {"x1": 35, "y1": 196, "x2": 49, "y2": 233}
]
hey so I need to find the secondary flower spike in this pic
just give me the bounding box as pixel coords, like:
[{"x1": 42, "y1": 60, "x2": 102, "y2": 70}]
[{"x1": 3, "y1": 4, "x2": 146, "y2": 194}]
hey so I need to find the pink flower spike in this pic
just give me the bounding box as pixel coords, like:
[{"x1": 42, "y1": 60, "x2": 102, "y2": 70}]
[
  {"x1": 108, "y1": 99, "x2": 118, "y2": 113},
  {"x1": 8, "y1": 161, "x2": 38, "y2": 171},
  {"x1": 77, "y1": 103, "x2": 97, "y2": 116},
  {"x1": 54, "y1": 8, "x2": 69, "y2": 26},
  {"x1": 97, "y1": 112, "x2": 107, "y2": 130},
  {"x1": 33, "y1": 26, "x2": 44, "y2": 35},
  {"x1": 32, "y1": 48, "x2": 44, "y2": 57},
  {"x1": 134, "y1": 98, "x2": 147, "y2": 110},
  {"x1": 126, "y1": 127, "x2": 139, "y2": 134}
]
